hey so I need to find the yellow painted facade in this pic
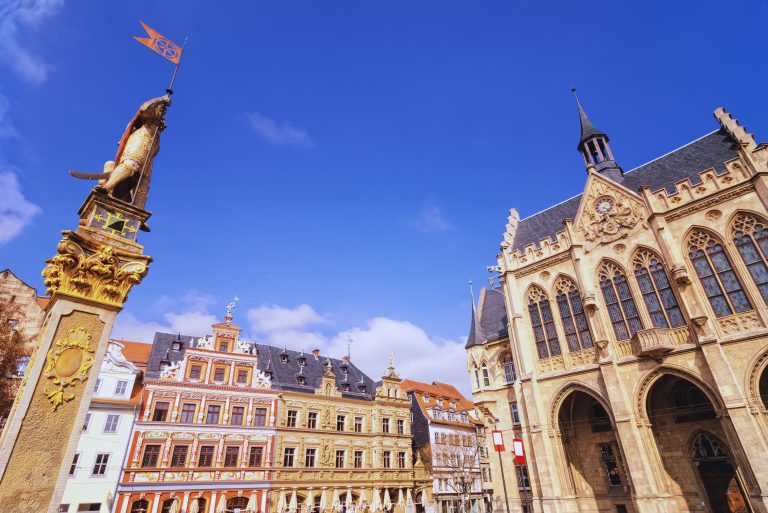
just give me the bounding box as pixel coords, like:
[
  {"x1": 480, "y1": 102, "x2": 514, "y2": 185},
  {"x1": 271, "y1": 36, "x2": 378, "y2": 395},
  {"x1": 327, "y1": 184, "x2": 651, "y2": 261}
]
[{"x1": 270, "y1": 362, "x2": 422, "y2": 513}]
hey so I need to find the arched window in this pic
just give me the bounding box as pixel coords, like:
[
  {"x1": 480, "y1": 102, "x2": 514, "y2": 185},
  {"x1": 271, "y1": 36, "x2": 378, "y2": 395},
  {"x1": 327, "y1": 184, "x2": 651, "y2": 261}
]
[
  {"x1": 193, "y1": 498, "x2": 207, "y2": 513},
  {"x1": 160, "y1": 499, "x2": 177, "y2": 513},
  {"x1": 501, "y1": 354, "x2": 516, "y2": 383},
  {"x1": 598, "y1": 261, "x2": 643, "y2": 341},
  {"x1": 554, "y1": 276, "x2": 593, "y2": 351},
  {"x1": 130, "y1": 500, "x2": 149, "y2": 513},
  {"x1": 691, "y1": 432, "x2": 727, "y2": 460},
  {"x1": 228, "y1": 496, "x2": 249, "y2": 513},
  {"x1": 527, "y1": 286, "x2": 561, "y2": 359},
  {"x1": 732, "y1": 213, "x2": 768, "y2": 303},
  {"x1": 481, "y1": 363, "x2": 490, "y2": 387},
  {"x1": 473, "y1": 365, "x2": 480, "y2": 388},
  {"x1": 632, "y1": 249, "x2": 685, "y2": 328},
  {"x1": 688, "y1": 230, "x2": 752, "y2": 317}
]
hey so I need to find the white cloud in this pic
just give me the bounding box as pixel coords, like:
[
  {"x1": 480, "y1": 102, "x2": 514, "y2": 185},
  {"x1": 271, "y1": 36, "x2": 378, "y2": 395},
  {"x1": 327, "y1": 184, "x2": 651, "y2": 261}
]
[
  {"x1": 245, "y1": 112, "x2": 313, "y2": 147},
  {"x1": 247, "y1": 303, "x2": 326, "y2": 333},
  {"x1": 413, "y1": 204, "x2": 453, "y2": 233},
  {"x1": 0, "y1": 94, "x2": 19, "y2": 139},
  {"x1": 0, "y1": 171, "x2": 41, "y2": 244},
  {"x1": 247, "y1": 304, "x2": 471, "y2": 396},
  {"x1": 114, "y1": 295, "x2": 473, "y2": 397},
  {"x1": 112, "y1": 291, "x2": 219, "y2": 342},
  {"x1": 325, "y1": 318, "x2": 470, "y2": 396},
  {"x1": 0, "y1": 0, "x2": 63, "y2": 84}
]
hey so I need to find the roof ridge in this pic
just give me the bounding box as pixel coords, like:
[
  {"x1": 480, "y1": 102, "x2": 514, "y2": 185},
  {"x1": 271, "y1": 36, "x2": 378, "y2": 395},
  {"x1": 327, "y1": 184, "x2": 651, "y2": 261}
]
[
  {"x1": 516, "y1": 129, "x2": 723, "y2": 223},
  {"x1": 623, "y1": 129, "x2": 722, "y2": 175}
]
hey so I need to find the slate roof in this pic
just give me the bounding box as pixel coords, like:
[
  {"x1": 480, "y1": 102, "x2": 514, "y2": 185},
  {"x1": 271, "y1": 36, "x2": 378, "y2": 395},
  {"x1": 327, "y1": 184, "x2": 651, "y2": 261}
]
[
  {"x1": 145, "y1": 332, "x2": 380, "y2": 401},
  {"x1": 510, "y1": 129, "x2": 739, "y2": 252},
  {"x1": 465, "y1": 287, "x2": 508, "y2": 348}
]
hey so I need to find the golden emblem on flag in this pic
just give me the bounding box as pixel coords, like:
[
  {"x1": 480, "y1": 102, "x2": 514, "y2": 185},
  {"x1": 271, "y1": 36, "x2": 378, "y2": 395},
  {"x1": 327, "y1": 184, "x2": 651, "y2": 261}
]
[{"x1": 133, "y1": 21, "x2": 182, "y2": 64}]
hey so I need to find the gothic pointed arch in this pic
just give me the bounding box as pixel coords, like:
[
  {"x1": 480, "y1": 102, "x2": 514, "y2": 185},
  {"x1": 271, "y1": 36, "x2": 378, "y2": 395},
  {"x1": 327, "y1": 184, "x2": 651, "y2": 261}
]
[
  {"x1": 525, "y1": 284, "x2": 561, "y2": 359},
  {"x1": 597, "y1": 258, "x2": 643, "y2": 341},
  {"x1": 634, "y1": 365, "x2": 725, "y2": 423},
  {"x1": 552, "y1": 274, "x2": 593, "y2": 352},
  {"x1": 630, "y1": 246, "x2": 686, "y2": 328},
  {"x1": 685, "y1": 227, "x2": 753, "y2": 317},
  {"x1": 730, "y1": 211, "x2": 768, "y2": 304},
  {"x1": 745, "y1": 346, "x2": 768, "y2": 413},
  {"x1": 548, "y1": 381, "x2": 615, "y2": 434}
]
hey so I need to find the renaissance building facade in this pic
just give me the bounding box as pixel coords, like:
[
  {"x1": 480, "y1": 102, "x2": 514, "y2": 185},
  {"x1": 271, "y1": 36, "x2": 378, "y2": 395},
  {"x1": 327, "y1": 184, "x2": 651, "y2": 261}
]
[
  {"x1": 466, "y1": 99, "x2": 768, "y2": 513},
  {"x1": 267, "y1": 349, "x2": 417, "y2": 513},
  {"x1": 114, "y1": 312, "x2": 280, "y2": 513}
]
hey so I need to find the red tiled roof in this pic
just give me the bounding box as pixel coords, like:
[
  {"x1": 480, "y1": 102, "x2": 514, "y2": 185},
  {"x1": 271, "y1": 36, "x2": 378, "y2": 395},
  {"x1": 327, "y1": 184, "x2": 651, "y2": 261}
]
[
  {"x1": 121, "y1": 341, "x2": 152, "y2": 369},
  {"x1": 401, "y1": 378, "x2": 479, "y2": 427},
  {"x1": 36, "y1": 297, "x2": 50, "y2": 309}
]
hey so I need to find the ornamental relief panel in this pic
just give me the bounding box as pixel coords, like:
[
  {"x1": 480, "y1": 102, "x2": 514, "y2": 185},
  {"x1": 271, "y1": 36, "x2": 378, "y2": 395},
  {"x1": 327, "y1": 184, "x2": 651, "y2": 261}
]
[{"x1": 575, "y1": 176, "x2": 647, "y2": 251}]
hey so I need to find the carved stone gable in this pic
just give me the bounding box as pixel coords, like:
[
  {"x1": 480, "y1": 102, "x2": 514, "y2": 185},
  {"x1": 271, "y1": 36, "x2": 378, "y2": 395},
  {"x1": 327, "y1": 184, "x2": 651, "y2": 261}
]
[{"x1": 574, "y1": 172, "x2": 647, "y2": 251}]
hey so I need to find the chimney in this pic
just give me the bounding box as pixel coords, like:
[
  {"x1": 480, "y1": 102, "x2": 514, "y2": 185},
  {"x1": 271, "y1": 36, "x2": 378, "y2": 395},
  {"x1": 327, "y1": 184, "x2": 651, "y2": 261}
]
[
  {"x1": 342, "y1": 355, "x2": 350, "y2": 364},
  {"x1": 312, "y1": 349, "x2": 320, "y2": 360}
]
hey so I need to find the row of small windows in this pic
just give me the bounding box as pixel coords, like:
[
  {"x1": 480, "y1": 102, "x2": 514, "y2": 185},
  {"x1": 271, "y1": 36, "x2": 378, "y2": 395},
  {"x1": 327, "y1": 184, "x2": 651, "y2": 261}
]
[
  {"x1": 281, "y1": 447, "x2": 406, "y2": 469},
  {"x1": 285, "y1": 410, "x2": 405, "y2": 434},
  {"x1": 472, "y1": 354, "x2": 517, "y2": 389},
  {"x1": 150, "y1": 401, "x2": 269, "y2": 426},
  {"x1": 69, "y1": 452, "x2": 110, "y2": 477},
  {"x1": 139, "y1": 443, "x2": 264, "y2": 469},
  {"x1": 527, "y1": 216, "x2": 768, "y2": 356}
]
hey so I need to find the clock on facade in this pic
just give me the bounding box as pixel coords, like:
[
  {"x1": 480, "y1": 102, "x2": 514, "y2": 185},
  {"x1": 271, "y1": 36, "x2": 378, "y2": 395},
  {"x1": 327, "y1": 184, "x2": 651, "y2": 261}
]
[{"x1": 595, "y1": 196, "x2": 615, "y2": 215}]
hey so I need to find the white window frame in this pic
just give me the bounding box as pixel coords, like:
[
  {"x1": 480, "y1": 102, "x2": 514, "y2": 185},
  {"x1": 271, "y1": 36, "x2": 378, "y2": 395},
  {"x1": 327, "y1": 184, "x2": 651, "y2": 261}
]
[
  {"x1": 83, "y1": 412, "x2": 92, "y2": 432},
  {"x1": 69, "y1": 453, "x2": 80, "y2": 477},
  {"x1": 91, "y1": 452, "x2": 111, "y2": 477},
  {"x1": 114, "y1": 380, "x2": 129, "y2": 397},
  {"x1": 103, "y1": 413, "x2": 121, "y2": 434}
]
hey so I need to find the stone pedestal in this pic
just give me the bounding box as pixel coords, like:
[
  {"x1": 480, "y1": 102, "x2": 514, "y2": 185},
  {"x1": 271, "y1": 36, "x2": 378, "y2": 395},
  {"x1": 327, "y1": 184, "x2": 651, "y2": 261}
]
[{"x1": 0, "y1": 190, "x2": 151, "y2": 512}]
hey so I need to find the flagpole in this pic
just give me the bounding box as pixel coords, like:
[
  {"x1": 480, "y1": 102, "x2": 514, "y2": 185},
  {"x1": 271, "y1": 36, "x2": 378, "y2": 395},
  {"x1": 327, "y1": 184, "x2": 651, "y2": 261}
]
[{"x1": 166, "y1": 36, "x2": 188, "y2": 95}]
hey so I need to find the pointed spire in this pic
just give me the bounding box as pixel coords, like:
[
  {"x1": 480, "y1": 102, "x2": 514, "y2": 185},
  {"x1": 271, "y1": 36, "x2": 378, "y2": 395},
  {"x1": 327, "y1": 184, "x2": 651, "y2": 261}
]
[
  {"x1": 572, "y1": 88, "x2": 606, "y2": 147},
  {"x1": 571, "y1": 88, "x2": 622, "y2": 180}
]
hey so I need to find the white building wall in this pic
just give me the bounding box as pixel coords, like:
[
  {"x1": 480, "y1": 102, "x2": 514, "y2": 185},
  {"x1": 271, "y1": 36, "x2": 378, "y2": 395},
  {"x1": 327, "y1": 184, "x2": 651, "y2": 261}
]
[{"x1": 59, "y1": 343, "x2": 140, "y2": 513}]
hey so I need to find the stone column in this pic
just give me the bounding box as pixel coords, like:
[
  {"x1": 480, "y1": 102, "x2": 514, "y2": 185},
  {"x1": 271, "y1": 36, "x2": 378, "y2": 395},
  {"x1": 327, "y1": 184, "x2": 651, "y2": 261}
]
[{"x1": 0, "y1": 190, "x2": 151, "y2": 513}]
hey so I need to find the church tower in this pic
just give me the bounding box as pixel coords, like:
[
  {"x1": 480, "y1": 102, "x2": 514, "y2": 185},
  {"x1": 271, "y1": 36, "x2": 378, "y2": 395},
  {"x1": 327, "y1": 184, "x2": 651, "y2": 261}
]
[{"x1": 573, "y1": 89, "x2": 623, "y2": 182}]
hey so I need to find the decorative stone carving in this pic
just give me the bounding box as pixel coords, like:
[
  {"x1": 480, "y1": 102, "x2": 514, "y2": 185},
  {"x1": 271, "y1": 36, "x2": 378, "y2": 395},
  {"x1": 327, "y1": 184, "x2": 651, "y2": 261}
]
[
  {"x1": 42, "y1": 239, "x2": 149, "y2": 307},
  {"x1": 196, "y1": 336, "x2": 215, "y2": 350},
  {"x1": 43, "y1": 327, "x2": 95, "y2": 411},
  {"x1": 575, "y1": 177, "x2": 647, "y2": 251},
  {"x1": 717, "y1": 311, "x2": 761, "y2": 335},
  {"x1": 159, "y1": 361, "x2": 183, "y2": 380}
]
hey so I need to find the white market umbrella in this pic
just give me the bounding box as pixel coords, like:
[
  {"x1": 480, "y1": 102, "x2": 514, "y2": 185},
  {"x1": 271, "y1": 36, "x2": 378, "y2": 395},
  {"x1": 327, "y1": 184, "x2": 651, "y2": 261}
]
[
  {"x1": 305, "y1": 490, "x2": 315, "y2": 513},
  {"x1": 358, "y1": 490, "x2": 367, "y2": 508},
  {"x1": 319, "y1": 489, "x2": 329, "y2": 513},
  {"x1": 189, "y1": 498, "x2": 200, "y2": 513},
  {"x1": 332, "y1": 489, "x2": 341, "y2": 512},
  {"x1": 216, "y1": 495, "x2": 227, "y2": 513},
  {"x1": 383, "y1": 489, "x2": 392, "y2": 511},
  {"x1": 246, "y1": 492, "x2": 258, "y2": 512},
  {"x1": 277, "y1": 490, "x2": 288, "y2": 513},
  {"x1": 406, "y1": 490, "x2": 413, "y2": 506},
  {"x1": 289, "y1": 490, "x2": 298, "y2": 513},
  {"x1": 397, "y1": 490, "x2": 404, "y2": 506},
  {"x1": 168, "y1": 498, "x2": 179, "y2": 513},
  {"x1": 370, "y1": 490, "x2": 382, "y2": 512},
  {"x1": 345, "y1": 490, "x2": 353, "y2": 510}
]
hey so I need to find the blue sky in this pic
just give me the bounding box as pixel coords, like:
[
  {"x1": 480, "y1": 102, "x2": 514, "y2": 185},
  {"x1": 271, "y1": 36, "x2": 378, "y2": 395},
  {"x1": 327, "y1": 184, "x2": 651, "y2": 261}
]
[{"x1": 2, "y1": 0, "x2": 767, "y2": 393}]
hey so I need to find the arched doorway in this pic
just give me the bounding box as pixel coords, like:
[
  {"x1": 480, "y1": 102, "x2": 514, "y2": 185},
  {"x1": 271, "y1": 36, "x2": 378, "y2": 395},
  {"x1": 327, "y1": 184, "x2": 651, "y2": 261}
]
[
  {"x1": 557, "y1": 389, "x2": 632, "y2": 512},
  {"x1": 646, "y1": 374, "x2": 749, "y2": 513},
  {"x1": 759, "y1": 365, "x2": 768, "y2": 410}
]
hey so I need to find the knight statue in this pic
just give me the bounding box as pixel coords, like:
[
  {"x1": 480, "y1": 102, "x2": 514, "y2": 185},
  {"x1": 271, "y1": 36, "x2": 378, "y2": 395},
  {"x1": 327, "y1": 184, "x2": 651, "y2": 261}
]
[{"x1": 70, "y1": 94, "x2": 171, "y2": 210}]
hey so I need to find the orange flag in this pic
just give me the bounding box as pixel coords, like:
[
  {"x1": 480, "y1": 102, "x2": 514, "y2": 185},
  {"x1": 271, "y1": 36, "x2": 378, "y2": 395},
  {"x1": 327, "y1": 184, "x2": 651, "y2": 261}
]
[{"x1": 133, "y1": 21, "x2": 182, "y2": 65}]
